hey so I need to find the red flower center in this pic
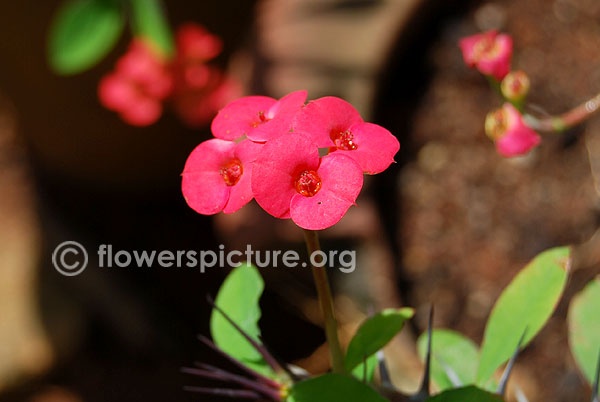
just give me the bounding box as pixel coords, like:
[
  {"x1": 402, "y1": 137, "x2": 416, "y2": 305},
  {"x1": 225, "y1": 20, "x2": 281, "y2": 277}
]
[
  {"x1": 220, "y1": 159, "x2": 243, "y2": 186},
  {"x1": 251, "y1": 110, "x2": 272, "y2": 128},
  {"x1": 295, "y1": 170, "x2": 322, "y2": 197},
  {"x1": 330, "y1": 129, "x2": 358, "y2": 151}
]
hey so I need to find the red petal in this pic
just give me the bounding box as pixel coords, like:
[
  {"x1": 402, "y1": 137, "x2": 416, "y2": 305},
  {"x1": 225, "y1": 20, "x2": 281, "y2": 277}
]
[
  {"x1": 340, "y1": 122, "x2": 400, "y2": 174},
  {"x1": 211, "y1": 96, "x2": 277, "y2": 140},
  {"x1": 477, "y1": 34, "x2": 513, "y2": 81},
  {"x1": 182, "y1": 139, "x2": 236, "y2": 174},
  {"x1": 182, "y1": 139, "x2": 237, "y2": 214},
  {"x1": 252, "y1": 133, "x2": 320, "y2": 219},
  {"x1": 290, "y1": 154, "x2": 363, "y2": 230},
  {"x1": 292, "y1": 96, "x2": 363, "y2": 147},
  {"x1": 247, "y1": 90, "x2": 307, "y2": 142},
  {"x1": 182, "y1": 171, "x2": 230, "y2": 215},
  {"x1": 223, "y1": 140, "x2": 263, "y2": 213}
]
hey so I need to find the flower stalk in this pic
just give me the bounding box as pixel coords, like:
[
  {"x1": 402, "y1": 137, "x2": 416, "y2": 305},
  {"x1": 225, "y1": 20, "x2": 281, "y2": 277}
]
[
  {"x1": 302, "y1": 229, "x2": 345, "y2": 374},
  {"x1": 524, "y1": 92, "x2": 600, "y2": 133}
]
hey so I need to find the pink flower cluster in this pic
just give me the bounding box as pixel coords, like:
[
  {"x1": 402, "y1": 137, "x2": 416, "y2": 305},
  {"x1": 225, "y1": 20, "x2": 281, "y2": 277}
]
[
  {"x1": 98, "y1": 23, "x2": 239, "y2": 127},
  {"x1": 459, "y1": 30, "x2": 541, "y2": 157},
  {"x1": 182, "y1": 92, "x2": 400, "y2": 230}
]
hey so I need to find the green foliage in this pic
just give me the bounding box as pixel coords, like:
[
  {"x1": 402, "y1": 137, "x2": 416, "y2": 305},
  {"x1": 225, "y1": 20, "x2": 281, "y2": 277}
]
[
  {"x1": 345, "y1": 308, "x2": 414, "y2": 373},
  {"x1": 352, "y1": 353, "x2": 378, "y2": 383},
  {"x1": 477, "y1": 247, "x2": 570, "y2": 384},
  {"x1": 129, "y1": 0, "x2": 174, "y2": 57},
  {"x1": 568, "y1": 276, "x2": 600, "y2": 385},
  {"x1": 288, "y1": 374, "x2": 387, "y2": 402},
  {"x1": 210, "y1": 263, "x2": 273, "y2": 376},
  {"x1": 417, "y1": 329, "x2": 479, "y2": 391},
  {"x1": 48, "y1": 0, "x2": 124, "y2": 75},
  {"x1": 426, "y1": 385, "x2": 504, "y2": 401}
]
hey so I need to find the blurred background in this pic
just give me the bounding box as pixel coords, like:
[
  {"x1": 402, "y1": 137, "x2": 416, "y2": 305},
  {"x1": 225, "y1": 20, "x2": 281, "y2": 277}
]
[{"x1": 0, "y1": 0, "x2": 599, "y2": 401}]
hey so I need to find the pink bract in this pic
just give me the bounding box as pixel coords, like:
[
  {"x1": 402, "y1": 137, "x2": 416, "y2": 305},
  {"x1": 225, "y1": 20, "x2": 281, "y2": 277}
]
[
  {"x1": 486, "y1": 103, "x2": 541, "y2": 157},
  {"x1": 98, "y1": 39, "x2": 172, "y2": 126},
  {"x1": 292, "y1": 96, "x2": 400, "y2": 174},
  {"x1": 211, "y1": 90, "x2": 307, "y2": 142},
  {"x1": 252, "y1": 133, "x2": 363, "y2": 230},
  {"x1": 182, "y1": 139, "x2": 261, "y2": 215},
  {"x1": 459, "y1": 30, "x2": 513, "y2": 81},
  {"x1": 176, "y1": 23, "x2": 223, "y2": 62}
]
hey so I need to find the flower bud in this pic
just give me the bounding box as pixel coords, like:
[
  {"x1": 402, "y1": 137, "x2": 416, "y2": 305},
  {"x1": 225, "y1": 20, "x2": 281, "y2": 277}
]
[{"x1": 501, "y1": 71, "x2": 530, "y2": 102}]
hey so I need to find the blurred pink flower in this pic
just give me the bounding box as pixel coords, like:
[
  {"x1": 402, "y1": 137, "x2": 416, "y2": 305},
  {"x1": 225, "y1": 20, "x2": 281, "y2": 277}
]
[
  {"x1": 98, "y1": 39, "x2": 173, "y2": 126},
  {"x1": 176, "y1": 23, "x2": 223, "y2": 62},
  {"x1": 173, "y1": 66, "x2": 242, "y2": 128},
  {"x1": 182, "y1": 139, "x2": 261, "y2": 214},
  {"x1": 485, "y1": 103, "x2": 541, "y2": 157},
  {"x1": 459, "y1": 30, "x2": 513, "y2": 81},
  {"x1": 251, "y1": 133, "x2": 363, "y2": 230},
  {"x1": 211, "y1": 91, "x2": 307, "y2": 142},
  {"x1": 293, "y1": 96, "x2": 399, "y2": 174},
  {"x1": 172, "y1": 23, "x2": 241, "y2": 127}
]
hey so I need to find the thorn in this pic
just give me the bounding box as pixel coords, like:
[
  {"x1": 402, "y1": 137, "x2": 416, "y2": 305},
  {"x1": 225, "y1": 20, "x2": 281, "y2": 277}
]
[
  {"x1": 207, "y1": 295, "x2": 283, "y2": 373},
  {"x1": 377, "y1": 350, "x2": 394, "y2": 390},
  {"x1": 592, "y1": 348, "x2": 600, "y2": 402},
  {"x1": 183, "y1": 386, "x2": 263, "y2": 399},
  {"x1": 196, "y1": 335, "x2": 281, "y2": 388},
  {"x1": 182, "y1": 367, "x2": 282, "y2": 400},
  {"x1": 410, "y1": 306, "x2": 434, "y2": 401},
  {"x1": 419, "y1": 306, "x2": 434, "y2": 397},
  {"x1": 497, "y1": 328, "x2": 528, "y2": 396}
]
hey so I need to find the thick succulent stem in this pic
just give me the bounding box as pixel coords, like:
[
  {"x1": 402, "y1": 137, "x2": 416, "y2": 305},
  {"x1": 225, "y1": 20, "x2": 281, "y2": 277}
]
[{"x1": 303, "y1": 229, "x2": 345, "y2": 374}]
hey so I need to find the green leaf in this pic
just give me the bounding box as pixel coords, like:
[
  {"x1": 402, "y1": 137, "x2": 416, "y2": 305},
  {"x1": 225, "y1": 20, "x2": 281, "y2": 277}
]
[
  {"x1": 417, "y1": 329, "x2": 479, "y2": 391},
  {"x1": 477, "y1": 246, "x2": 570, "y2": 384},
  {"x1": 210, "y1": 263, "x2": 272, "y2": 376},
  {"x1": 288, "y1": 374, "x2": 387, "y2": 402},
  {"x1": 568, "y1": 276, "x2": 600, "y2": 385},
  {"x1": 48, "y1": 0, "x2": 124, "y2": 75},
  {"x1": 352, "y1": 353, "x2": 378, "y2": 383},
  {"x1": 345, "y1": 308, "x2": 414, "y2": 373},
  {"x1": 426, "y1": 385, "x2": 504, "y2": 401},
  {"x1": 129, "y1": 0, "x2": 174, "y2": 57}
]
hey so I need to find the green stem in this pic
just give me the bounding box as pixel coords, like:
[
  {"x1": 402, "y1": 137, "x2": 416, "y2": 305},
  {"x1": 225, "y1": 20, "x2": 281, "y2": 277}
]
[
  {"x1": 302, "y1": 229, "x2": 345, "y2": 374},
  {"x1": 524, "y1": 92, "x2": 600, "y2": 133}
]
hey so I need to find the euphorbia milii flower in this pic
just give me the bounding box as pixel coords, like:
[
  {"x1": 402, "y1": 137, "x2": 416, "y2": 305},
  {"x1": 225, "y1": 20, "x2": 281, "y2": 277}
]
[
  {"x1": 98, "y1": 39, "x2": 173, "y2": 126},
  {"x1": 252, "y1": 133, "x2": 363, "y2": 230},
  {"x1": 182, "y1": 139, "x2": 261, "y2": 214},
  {"x1": 292, "y1": 96, "x2": 399, "y2": 174},
  {"x1": 173, "y1": 23, "x2": 224, "y2": 92},
  {"x1": 211, "y1": 91, "x2": 307, "y2": 142},
  {"x1": 485, "y1": 103, "x2": 541, "y2": 157},
  {"x1": 171, "y1": 23, "x2": 240, "y2": 127},
  {"x1": 459, "y1": 30, "x2": 513, "y2": 81}
]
